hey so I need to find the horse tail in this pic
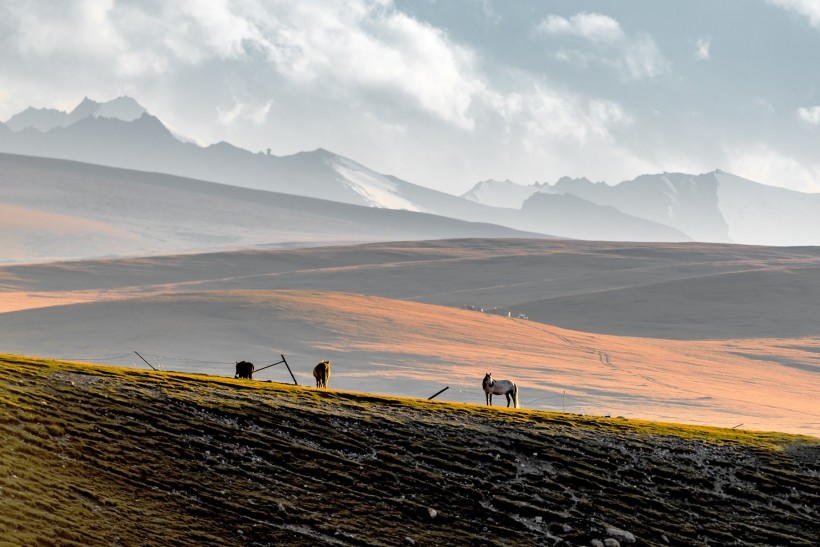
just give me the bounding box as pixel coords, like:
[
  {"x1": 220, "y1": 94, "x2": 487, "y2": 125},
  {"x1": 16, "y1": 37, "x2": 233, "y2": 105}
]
[{"x1": 513, "y1": 383, "x2": 520, "y2": 409}]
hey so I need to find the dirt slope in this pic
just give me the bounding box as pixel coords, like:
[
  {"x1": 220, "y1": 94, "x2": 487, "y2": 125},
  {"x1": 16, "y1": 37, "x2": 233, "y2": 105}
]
[{"x1": 1, "y1": 355, "x2": 817, "y2": 546}]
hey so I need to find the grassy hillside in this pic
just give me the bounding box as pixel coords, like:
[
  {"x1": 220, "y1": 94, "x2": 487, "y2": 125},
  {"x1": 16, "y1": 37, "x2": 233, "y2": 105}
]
[{"x1": 1, "y1": 355, "x2": 817, "y2": 546}]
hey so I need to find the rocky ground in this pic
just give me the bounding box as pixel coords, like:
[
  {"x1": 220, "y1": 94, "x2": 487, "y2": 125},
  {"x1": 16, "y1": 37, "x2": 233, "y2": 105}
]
[{"x1": 1, "y1": 355, "x2": 817, "y2": 546}]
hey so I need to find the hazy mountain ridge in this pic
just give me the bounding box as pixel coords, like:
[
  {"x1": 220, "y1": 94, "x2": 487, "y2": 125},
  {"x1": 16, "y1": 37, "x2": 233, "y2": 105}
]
[
  {"x1": 0, "y1": 100, "x2": 678, "y2": 243},
  {"x1": 0, "y1": 97, "x2": 681, "y2": 243},
  {"x1": 520, "y1": 192, "x2": 691, "y2": 242},
  {"x1": 464, "y1": 171, "x2": 820, "y2": 245},
  {"x1": 0, "y1": 153, "x2": 540, "y2": 263},
  {"x1": 2, "y1": 96, "x2": 817, "y2": 245},
  {"x1": 4, "y1": 96, "x2": 146, "y2": 132}
]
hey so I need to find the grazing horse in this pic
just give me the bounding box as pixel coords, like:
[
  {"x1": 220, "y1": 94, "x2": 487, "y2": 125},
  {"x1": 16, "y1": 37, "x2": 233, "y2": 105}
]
[
  {"x1": 235, "y1": 361, "x2": 254, "y2": 379},
  {"x1": 482, "y1": 372, "x2": 519, "y2": 408},
  {"x1": 313, "y1": 360, "x2": 331, "y2": 388}
]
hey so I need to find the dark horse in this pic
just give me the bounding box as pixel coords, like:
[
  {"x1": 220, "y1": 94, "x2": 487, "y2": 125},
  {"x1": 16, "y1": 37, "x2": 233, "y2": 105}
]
[
  {"x1": 482, "y1": 372, "x2": 519, "y2": 408},
  {"x1": 235, "y1": 360, "x2": 255, "y2": 379},
  {"x1": 313, "y1": 360, "x2": 331, "y2": 388}
]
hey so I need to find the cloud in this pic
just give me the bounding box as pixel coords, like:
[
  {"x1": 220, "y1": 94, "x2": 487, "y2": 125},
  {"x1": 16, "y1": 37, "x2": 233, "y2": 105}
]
[
  {"x1": 797, "y1": 105, "x2": 820, "y2": 124},
  {"x1": 513, "y1": 87, "x2": 628, "y2": 146},
  {"x1": 217, "y1": 100, "x2": 272, "y2": 126},
  {"x1": 262, "y1": 4, "x2": 485, "y2": 130},
  {"x1": 535, "y1": 12, "x2": 624, "y2": 43},
  {"x1": 1, "y1": 0, "x2": 486, "y2": 130},
  {"x1": 696, "y1": 37, "x2": 711, "y2": 60},
  {"x1": 768, "y1": 0, "x2": 820, "y2": 27},
  {"x1": 534, "y1": 12, "x2": 669, "y2": 80},
  {"x1": 727, "y1": 145, "x2": 820, "y2": 192}
]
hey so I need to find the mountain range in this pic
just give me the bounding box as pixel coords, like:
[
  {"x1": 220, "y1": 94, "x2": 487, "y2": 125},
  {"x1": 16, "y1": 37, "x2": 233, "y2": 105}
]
[
  {"x1": 0, "y1": 152, "x2": 539, "y2": 264},
  {"x1": 2, "y1": 96, "x2": 819, "y2": 248}
]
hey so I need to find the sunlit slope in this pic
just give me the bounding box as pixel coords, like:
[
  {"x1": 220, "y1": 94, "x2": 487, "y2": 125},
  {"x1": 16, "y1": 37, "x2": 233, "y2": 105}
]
[
  {"x1": 3, "y1": 239, "x2": 819, "y2": 339},
  {"x1": 1, "y1": 356, "x2": 817, "y2": 546},
  {"x1": 1, "y1": 290, "x2": 817, "y2": 436}
]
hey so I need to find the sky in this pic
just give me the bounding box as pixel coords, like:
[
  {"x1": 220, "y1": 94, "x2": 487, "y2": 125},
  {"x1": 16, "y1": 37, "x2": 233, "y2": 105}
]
[{"x1": 2, "y1": 0, "x2": 820, "y2": 195}]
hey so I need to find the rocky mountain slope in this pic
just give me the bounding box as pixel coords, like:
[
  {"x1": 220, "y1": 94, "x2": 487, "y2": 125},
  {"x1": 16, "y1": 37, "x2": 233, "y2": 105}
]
[{"x1": 2, "y1": 355, "x2": 817, "y2": 546}]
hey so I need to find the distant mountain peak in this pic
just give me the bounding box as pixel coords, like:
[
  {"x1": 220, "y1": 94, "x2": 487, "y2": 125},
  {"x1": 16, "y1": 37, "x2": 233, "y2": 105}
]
[
  {"x1": 4, "y1": 96, "x2": 148, "y2": 133},
  {"x1": 553, "y1": 175, "x2": 598, "y2": 188},
  {"x1": 461, "y1": 178, "x2": 547, "y2": 209},
  {"x1": 68, "y1": 97, "x2": 102, "y2": 120},
  {"x1": 94, "y1": 96, "x2": 146, "y2": 122}
]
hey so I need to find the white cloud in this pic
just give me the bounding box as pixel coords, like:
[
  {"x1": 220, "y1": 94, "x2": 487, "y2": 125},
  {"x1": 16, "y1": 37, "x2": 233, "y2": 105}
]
[
  {"x1": 728, "y1": 145, "x2": 820, "y2": 192},
  {"x1": 2, "y1": 0, "x2": 486, "y2": 130},
  {"x1": 768, "y1": 0, "x2": 820, "y2": 27},
  {"x1": 536, "y1": 12, "x2": 624, "y2": 43},
  {"x1": 263, "y1": 5, "x2": 485, "y2": 129},
  {"x1": 622, "y1": 34, "x2": 669, "y2": 79},
  {"x1": 534, "y1": 12, "x2": 669, "y2": 80},
  {"x1": 217, "y1": 100, "x2": 272, "y2": 126},
  {"x1": 797, "y1": 105, "x2": 820, "y2": 125},
  {"x1": 696, "y1": 37, "x2": 711, "y2": 60},
  {"x1": 752, "y1": 97, "x2": 775, "y2": 113}
]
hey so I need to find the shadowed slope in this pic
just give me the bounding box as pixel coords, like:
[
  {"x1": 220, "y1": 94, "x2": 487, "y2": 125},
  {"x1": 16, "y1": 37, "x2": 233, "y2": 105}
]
[{"x1": 1, "y1": 356, "x2": 817, "y2": 546}]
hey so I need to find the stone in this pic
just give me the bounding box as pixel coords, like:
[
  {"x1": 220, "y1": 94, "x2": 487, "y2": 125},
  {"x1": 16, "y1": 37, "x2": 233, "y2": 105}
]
[
  {"x1": 606, "y1": 526, "x2": 636, "y2": 544},
  {"x1": 604, "y1": 539, "x2": 620, "y2": 547}
]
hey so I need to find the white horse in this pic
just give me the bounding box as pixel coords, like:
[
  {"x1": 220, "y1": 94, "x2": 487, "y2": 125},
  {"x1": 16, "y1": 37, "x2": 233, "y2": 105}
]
[{"x1": 482, "y1": 372, "x2": 519, "y2": 408}]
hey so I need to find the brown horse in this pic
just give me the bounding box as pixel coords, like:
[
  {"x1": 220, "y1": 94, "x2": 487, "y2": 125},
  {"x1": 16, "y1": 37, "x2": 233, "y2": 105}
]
[{"x1": 313, "y1": 360, "x2": 331, "y2": 388}]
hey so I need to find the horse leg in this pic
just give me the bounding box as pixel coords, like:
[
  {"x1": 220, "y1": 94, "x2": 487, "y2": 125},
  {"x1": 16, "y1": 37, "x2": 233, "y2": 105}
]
[{"x1": 506, "y1": 392, "x2": 512, "y2": 407}]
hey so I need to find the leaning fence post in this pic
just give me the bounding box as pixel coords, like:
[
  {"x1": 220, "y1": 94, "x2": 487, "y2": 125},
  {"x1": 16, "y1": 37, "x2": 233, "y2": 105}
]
[
  {"x1": 428, "y1": 386, "x2": 449, "y2": 400},
  {"x1": 134, "y1": 351, "x2": 158, "y2": 371},
  {"x1": 282, "y1": 354, "x2": 298, "y2": 386}
]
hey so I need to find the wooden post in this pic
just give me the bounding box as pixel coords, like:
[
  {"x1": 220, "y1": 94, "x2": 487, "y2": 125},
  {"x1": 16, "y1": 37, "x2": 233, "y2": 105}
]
[
  {"x1": 281, "y1": 354, "x2": 298, "y2": 386},
  {"x1": 134, "y1": 351, "x2": 158, "y2": 371},
  {"x1": 428, "y1": 386, "x2": 449, "y2": 400}
]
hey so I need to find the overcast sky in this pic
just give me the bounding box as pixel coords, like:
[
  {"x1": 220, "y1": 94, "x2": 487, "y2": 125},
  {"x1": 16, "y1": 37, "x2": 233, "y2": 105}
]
[{"x1": 2, "y1": 0, "x2": 820, "y2": 194}]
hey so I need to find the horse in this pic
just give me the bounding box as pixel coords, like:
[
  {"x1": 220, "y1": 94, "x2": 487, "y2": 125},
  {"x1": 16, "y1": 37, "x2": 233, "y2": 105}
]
[
  {"x1": 482, "y1": 372, "x2": 519, "y2": 408},
  {"x1": 313, "y1": 360, "x2": 331, "y2": 388},
  {"x1": 235, "y1": 360, "x2": 254, "y2": 379}
]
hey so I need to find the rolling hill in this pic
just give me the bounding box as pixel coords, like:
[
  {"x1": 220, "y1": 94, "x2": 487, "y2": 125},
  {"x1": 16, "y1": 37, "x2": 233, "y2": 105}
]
[
  {"x1": 3, "y1": 238, "x2": 818, "y2": 434},
  {"x1": 0, "y1": 153, "x2": 542, "y2": 263},
  {"x1": 3, "y1": 238, "x2": 819, "y2": 340},
  {"x1": 1, "y1": 355, "x2": 817, "y2": 545}
]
